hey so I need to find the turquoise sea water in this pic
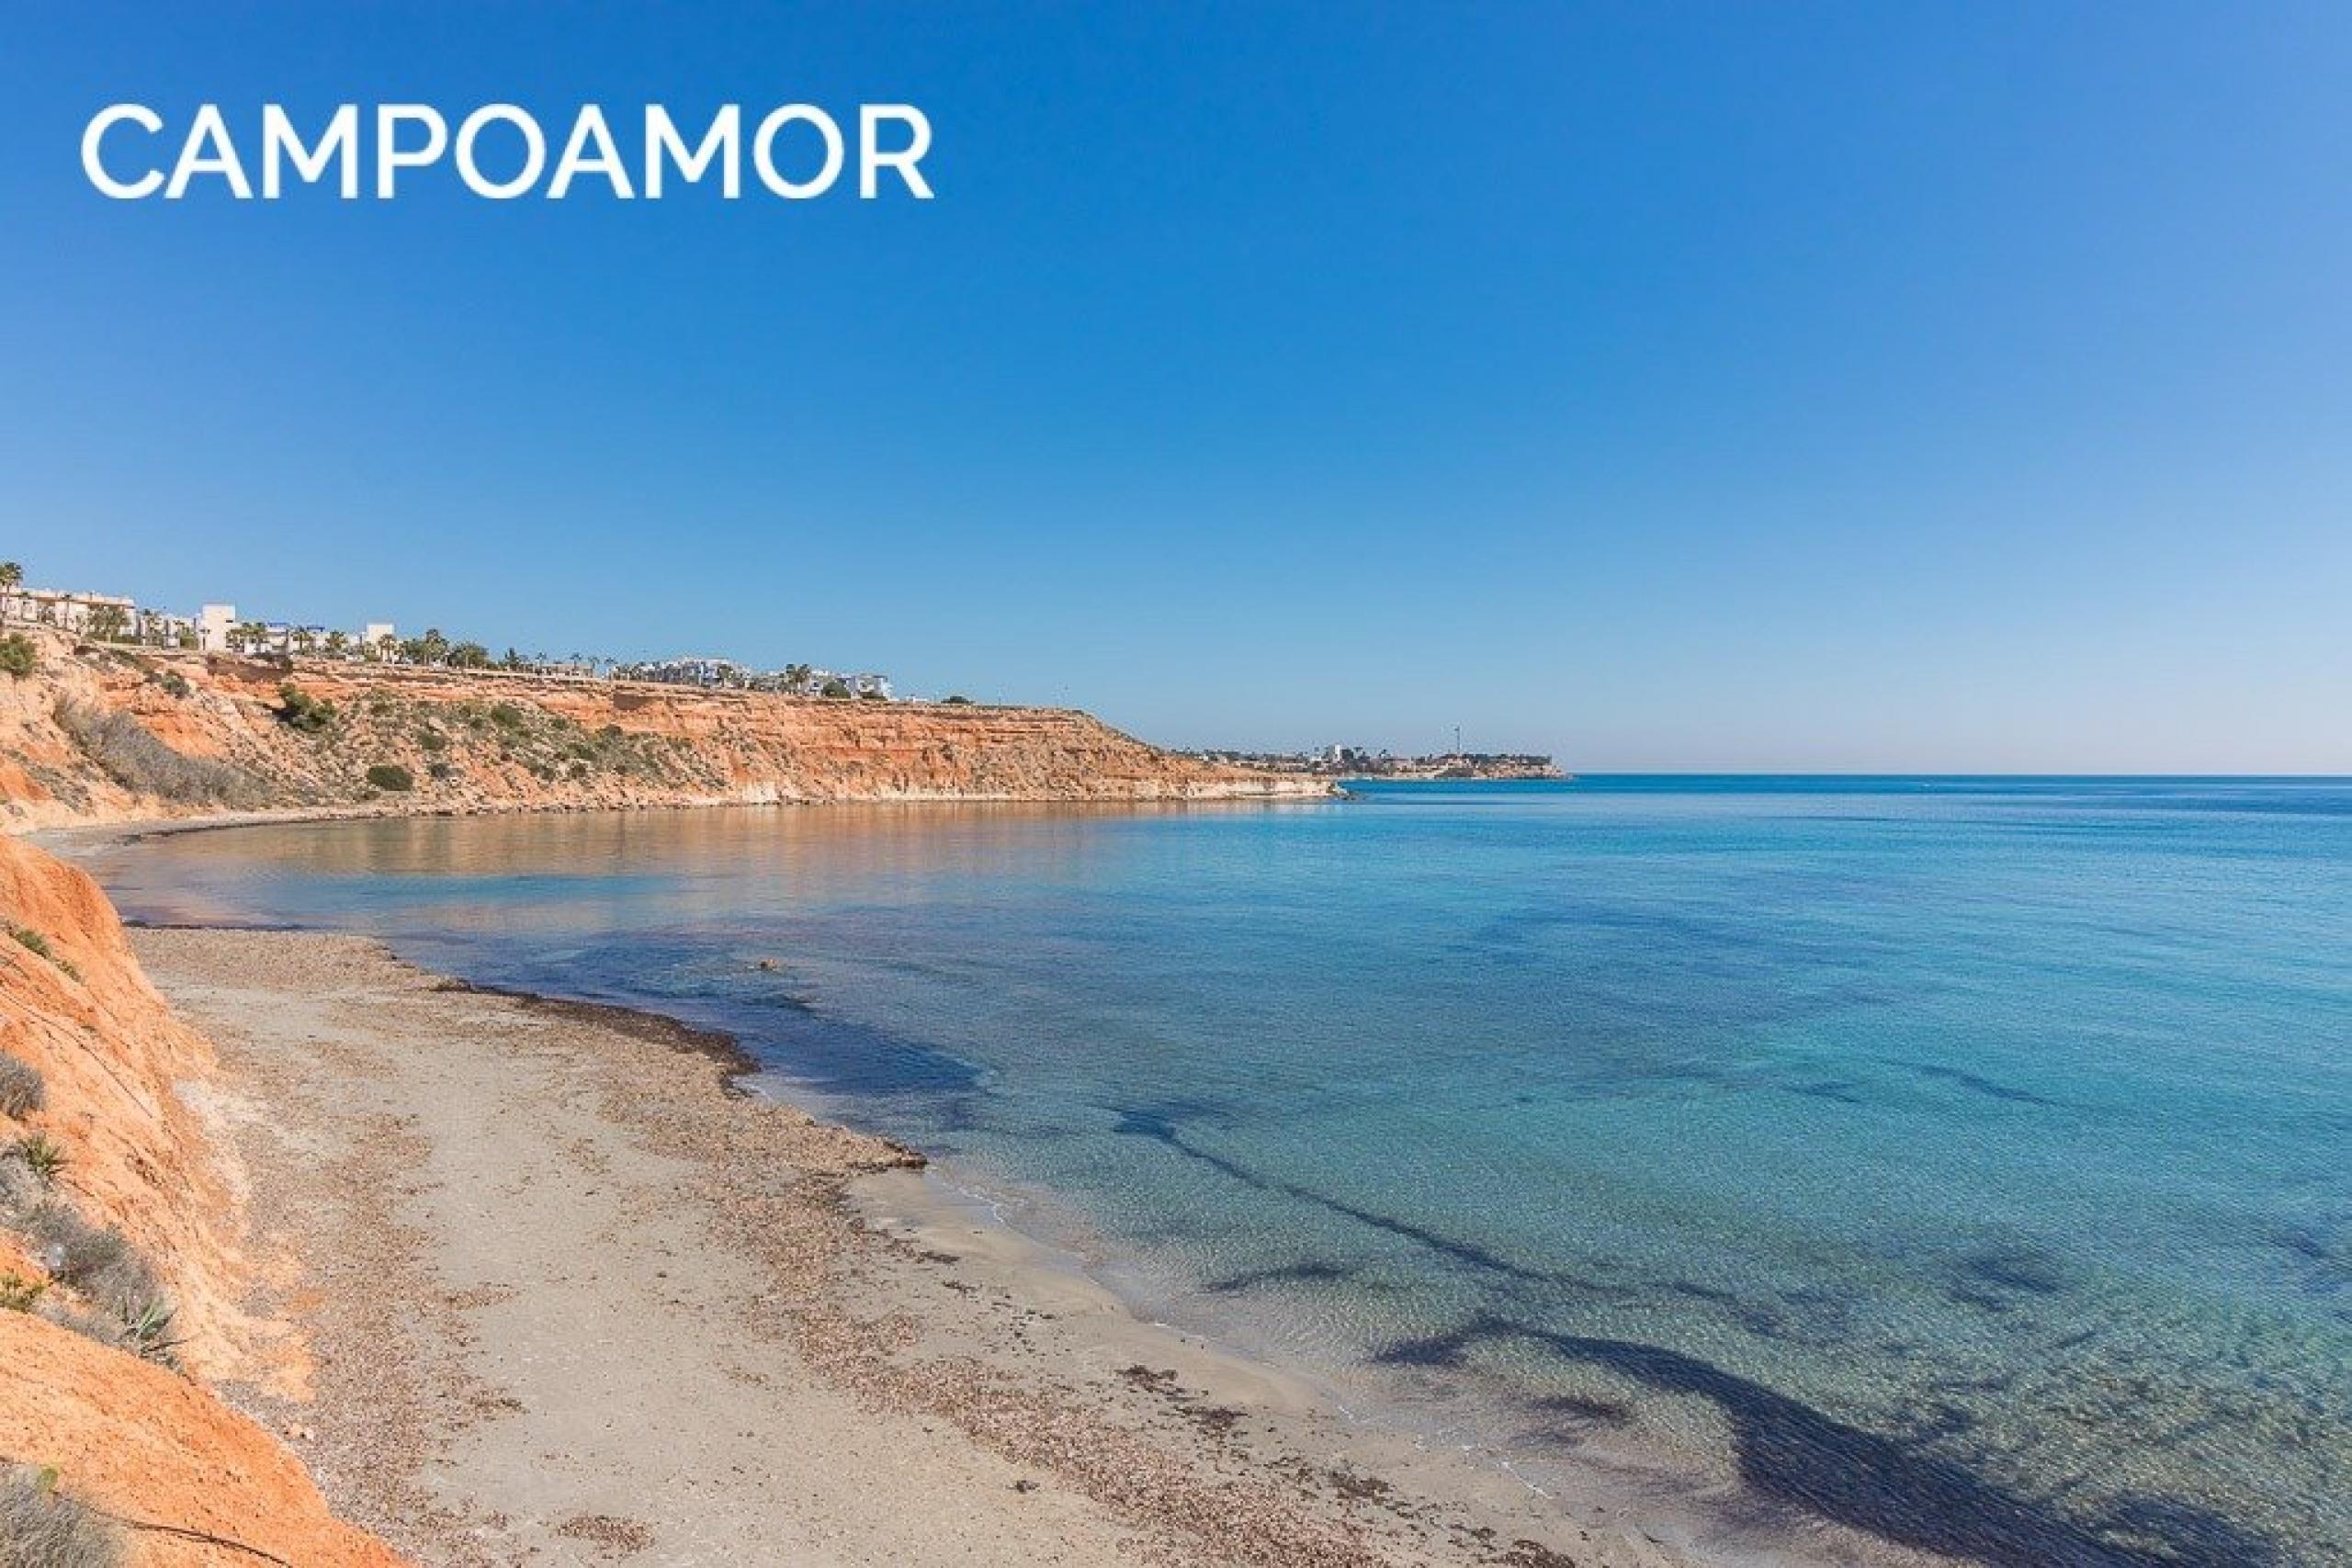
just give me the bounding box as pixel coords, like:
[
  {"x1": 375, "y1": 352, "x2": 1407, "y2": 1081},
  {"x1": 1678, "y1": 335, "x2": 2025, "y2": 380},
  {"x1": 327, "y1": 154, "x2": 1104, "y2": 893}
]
[{"x1": 91, "y1": 779, "x2": 2351, "y2": 1565}]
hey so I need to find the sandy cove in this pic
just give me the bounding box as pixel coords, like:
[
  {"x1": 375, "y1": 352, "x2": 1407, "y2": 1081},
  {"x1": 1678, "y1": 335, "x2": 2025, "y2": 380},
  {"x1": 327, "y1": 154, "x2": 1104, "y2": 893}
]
[{"x1": 130, "y1": 923, "x2": 1694, "y2": 1568}]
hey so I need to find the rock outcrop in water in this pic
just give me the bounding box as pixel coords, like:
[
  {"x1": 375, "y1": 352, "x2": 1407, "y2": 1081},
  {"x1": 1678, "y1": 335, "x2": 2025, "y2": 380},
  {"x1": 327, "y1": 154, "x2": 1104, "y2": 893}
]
[{"x1": 0, "y1": 632, "x2": 1332, "y2": 830}]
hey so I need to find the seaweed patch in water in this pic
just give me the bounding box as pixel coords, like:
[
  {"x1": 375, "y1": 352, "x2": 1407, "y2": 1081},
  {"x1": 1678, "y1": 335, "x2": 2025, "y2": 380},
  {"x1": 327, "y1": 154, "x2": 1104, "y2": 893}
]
[
  {"x1": 1375, "y1": 1314, "x2": 2283, "y2": 1568},
  {"x1": 1203, "y1": 1258, "x2": 1362, "y2": 1295},
  {"x1": 1948, "y1": 1244, "x2": 2071, "y2": 1314},
  {"x1": 1900, "y1": 1061, "x2": 2058, "y2": 1108},
  {"x1": 1110, "y1": 1102, "x2": 1628, "y2": 1296}
]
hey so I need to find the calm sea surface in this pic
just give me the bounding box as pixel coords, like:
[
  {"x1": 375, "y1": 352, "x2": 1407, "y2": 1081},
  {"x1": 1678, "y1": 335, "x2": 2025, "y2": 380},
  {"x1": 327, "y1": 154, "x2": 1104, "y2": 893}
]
[{"x1": 90, "y1": 779, "x2": 2351, "y2": 1566}]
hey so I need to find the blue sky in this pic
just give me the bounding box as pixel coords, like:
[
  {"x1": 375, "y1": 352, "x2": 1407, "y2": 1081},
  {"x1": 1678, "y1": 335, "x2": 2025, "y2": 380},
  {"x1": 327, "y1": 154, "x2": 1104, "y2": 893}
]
[{"x1": 4, "y1": 3, "x2": 2346, "y2": 770}]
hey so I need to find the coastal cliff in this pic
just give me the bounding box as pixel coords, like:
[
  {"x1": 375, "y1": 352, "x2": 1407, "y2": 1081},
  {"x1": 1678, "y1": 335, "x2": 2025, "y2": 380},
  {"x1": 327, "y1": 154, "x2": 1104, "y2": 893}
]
[
  {"x1": 0, "y1": 633, "x2": 1331, "y2": 831},
  {"x1": 0, "y1": 832, "x2": 404, "y2": 1565}
]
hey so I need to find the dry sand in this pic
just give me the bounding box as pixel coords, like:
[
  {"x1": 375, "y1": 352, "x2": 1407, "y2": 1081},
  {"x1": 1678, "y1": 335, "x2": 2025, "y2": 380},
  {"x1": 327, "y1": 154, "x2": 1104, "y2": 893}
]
[{"x1": 133, "y1": 926, "x2": 1697, "y2": 1568}]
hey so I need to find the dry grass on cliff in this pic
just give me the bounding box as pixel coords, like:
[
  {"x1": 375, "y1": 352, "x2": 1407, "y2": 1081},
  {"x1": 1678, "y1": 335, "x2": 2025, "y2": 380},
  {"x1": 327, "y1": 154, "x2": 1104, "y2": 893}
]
[
  {"x1": 18, "y1": 1201, "x2": 148, "y2": 1298},
  {"x1": 52, "y1": 701, "x2": 265, "y2": 810},
  {"x1": 0, "y1": 1467, "x2": 121, "y2": 1568},
  {"x1": 0, "y1": 1157, "x2": 181, "y2": 1369},
  {"x1": 0, "y1": 1054, "x2": 42, "y2": 1119}
]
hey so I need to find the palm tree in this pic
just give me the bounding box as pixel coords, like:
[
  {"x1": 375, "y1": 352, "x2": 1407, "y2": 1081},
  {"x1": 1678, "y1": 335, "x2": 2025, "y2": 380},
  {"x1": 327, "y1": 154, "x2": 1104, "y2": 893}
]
[
  {"x1": 0, "y1": 561, "x2": 19, "y2": 621},
  {"x1": 324, "y1": 629, "x2": 350, "y2": 659},
  {"x1": 87, "y1": 604, "x2": 131, "y2": 643}
]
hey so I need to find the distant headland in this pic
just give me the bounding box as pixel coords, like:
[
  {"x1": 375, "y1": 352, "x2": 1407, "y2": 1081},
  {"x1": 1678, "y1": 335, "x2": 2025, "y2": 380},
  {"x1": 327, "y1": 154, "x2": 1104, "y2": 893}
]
[{"x1": 1189, "y1": 746, "x2": 1566, "y2": 782}]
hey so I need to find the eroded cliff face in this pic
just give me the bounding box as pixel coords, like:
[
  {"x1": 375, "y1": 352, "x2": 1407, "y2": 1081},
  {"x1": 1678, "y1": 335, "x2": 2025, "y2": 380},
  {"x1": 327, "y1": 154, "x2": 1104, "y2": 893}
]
[
  {"x1": 0, "y1": 634, "x2": 1329, "y2": 830},
  {"x1": 0, "y1": 835, "x2": 246, "y2": 1366},
  {"x1": 0, "y1": 833, "x2": 403, "y2": 1566}
]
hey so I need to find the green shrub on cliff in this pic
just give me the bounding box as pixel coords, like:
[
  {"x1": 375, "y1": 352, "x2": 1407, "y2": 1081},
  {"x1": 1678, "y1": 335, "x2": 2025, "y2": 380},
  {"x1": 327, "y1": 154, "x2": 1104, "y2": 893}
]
[
  {"x1": 7, "y1": 928, "x2": 76, "y2": 981},
  {"x1": 276, "y1": 682, "x2": 338, "y2": 735},
  {"x1": 365, "y1": 762, "x2": 415, "y2": 793},
  {"x1": 0, "y1": 634, "x2": 36, "y2": 679}
]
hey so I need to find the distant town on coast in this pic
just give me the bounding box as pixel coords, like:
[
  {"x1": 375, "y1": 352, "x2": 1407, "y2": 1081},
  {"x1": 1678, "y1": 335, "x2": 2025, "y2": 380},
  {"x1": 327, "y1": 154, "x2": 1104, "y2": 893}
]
[
  {"x1": 0, "y1": 562, "x2": 1562, "y2": 779},
  {"x1": 0, "y1": 561, "x2": 902, "y2": 700},
  {"x1": 1187, "y1": 746, "x2": 1566, "y2": 781}
]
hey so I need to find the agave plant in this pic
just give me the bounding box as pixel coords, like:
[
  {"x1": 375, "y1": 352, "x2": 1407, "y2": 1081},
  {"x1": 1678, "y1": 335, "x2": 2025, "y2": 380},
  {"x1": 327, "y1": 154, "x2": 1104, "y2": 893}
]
[
  {"x1": 114, "y1": 1296, "x2": 183, "y2": 1369},
  {"x1": 11, "y1": 1134, "x2": 64, "y2": 1183}
]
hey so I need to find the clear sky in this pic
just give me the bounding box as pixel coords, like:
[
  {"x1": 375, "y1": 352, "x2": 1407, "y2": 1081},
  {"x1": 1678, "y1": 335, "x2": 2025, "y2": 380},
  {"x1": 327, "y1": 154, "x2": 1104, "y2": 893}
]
[{"x1": 4, "y1": 3, "x2": 2347, "y2": 771}]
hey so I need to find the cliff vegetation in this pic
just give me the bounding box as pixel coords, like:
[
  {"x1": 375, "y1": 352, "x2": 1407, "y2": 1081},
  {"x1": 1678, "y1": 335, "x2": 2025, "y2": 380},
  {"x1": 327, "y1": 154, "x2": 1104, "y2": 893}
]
[{"x1": 0, "y1": 632, "x2": 1329, "y2": 831}]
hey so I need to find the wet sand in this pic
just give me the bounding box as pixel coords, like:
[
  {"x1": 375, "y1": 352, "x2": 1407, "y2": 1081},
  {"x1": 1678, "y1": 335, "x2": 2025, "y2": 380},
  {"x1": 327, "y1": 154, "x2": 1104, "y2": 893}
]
[{"x1": 135, "y1": 925, "x2": 1697, "y2": 1568}]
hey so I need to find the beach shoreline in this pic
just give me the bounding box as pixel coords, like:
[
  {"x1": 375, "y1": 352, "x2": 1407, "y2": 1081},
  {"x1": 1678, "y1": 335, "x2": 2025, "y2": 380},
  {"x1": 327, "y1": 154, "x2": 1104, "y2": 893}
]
[
  {"x1": 31, "y1": 786, "x2": 1344, "y2": 857},
  {"x1": 130, "y1": 920, "x2": 1713, "y2": 1568},
  {"x1": 43, "y1": 793, "x2": 2286, "y2": 1566}
]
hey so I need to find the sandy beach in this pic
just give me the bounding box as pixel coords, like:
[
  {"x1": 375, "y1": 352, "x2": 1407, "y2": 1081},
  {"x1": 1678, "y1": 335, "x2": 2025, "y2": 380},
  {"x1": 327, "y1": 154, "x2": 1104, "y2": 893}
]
[{"x1": 132, "y1": 924, "x2": 1690, "y2": 1568}]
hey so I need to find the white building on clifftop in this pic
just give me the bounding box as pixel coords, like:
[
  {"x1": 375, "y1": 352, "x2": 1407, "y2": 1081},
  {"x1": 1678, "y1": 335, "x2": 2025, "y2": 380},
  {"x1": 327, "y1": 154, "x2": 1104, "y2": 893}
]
[{"x1": 0, "y1": 588, "x2": 137, "y2": 635}]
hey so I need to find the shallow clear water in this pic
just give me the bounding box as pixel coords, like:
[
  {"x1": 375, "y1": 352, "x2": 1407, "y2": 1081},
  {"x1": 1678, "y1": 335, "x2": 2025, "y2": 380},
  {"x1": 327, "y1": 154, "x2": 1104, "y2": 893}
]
[{"x1": 91, "y1": 779, "x2": 2352, "y2": 1565}]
